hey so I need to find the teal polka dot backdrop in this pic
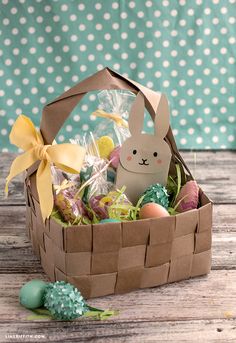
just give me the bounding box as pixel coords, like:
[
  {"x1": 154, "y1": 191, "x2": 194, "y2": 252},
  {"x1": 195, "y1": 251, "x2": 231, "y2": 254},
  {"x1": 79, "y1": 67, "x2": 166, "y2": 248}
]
[{"x1": 0, "y1": 0, "x2": 235, "y2": 152}]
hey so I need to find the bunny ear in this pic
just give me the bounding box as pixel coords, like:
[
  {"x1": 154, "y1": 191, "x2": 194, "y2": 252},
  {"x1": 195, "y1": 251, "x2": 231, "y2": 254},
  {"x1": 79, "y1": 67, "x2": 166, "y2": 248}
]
[
  {"x1": 128, "y1": 91, "x2": 145, "y2": 136},
  {"x1": 154, "y1": 94, "x2": 170, "y2": 139}
]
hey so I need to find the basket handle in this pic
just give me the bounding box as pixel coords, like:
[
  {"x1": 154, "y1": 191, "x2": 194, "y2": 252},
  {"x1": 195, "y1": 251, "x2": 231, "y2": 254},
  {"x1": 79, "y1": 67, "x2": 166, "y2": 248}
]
[
  {"x1": 40, "y1": 67, "x2": 162, "y2": 144},
  {"x1": 40, "y1": 67, "x2": 192, "y2": 178}
]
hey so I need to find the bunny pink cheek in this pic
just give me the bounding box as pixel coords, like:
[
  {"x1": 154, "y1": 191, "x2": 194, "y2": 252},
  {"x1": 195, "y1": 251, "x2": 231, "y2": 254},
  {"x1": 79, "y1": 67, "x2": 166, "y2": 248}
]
[
  {"x1": 127, "y1": 156, "x2": 132, "y2": 161},
  {"x1": 157, "y1": 159, "x2": 162, "y2": 164}
]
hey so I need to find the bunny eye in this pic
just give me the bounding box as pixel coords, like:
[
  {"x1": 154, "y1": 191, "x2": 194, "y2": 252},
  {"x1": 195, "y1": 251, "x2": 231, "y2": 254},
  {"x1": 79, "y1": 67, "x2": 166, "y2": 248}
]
[
  {"x1": 133, "y1": 149, "x2": 137, "y2": 155},
  {"x1": 153, "y1": 152, "x2": 158, "y2": 157}
]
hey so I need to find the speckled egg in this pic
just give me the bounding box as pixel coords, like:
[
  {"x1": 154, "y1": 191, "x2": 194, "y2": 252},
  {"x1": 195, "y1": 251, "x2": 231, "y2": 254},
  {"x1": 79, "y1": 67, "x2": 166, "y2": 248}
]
[
  {"x1": 139, "y1": 203, "x2": 170, "y2": 219},
  {"x1": 19, "y1": 279, "x2": 48, "y2": 309}
]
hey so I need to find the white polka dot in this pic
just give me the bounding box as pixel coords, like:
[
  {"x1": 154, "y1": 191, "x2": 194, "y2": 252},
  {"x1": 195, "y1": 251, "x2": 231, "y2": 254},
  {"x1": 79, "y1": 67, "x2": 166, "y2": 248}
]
[
  {"x1": 212, "y1": 117, "x2": 219, "y2": 123},
  {"x1": 228, "y1": 135, "x2": 235, "y2": 142},
  {"x1": 212, "y1": 136, "x2": 219, "y2": 143},
  {"x1": 228, "y1": 77, "x2": 235, "y2": 84},
  {"x1": 29, "y1": 47, "x2": 36, "y2": 54},
  {"x1": 188, "y1": 128, "x2": 194, "y2": 135},
  {"x1": 180, "y1": 138, "x2": 187, "y2": 145},
  {"x1": 61, "y1": 4, "x2": 68, "y2": 11},
  {"x1": 96, "y1": 23, "x2": 102, "y2": 30},
  {"x1": 121, "y1": 53, "x2": 128, "y2": 60},
  {"x1": 154, "y1": 31, "x2": 161, "y2": 38},
  {"x1": 171, "y1": 70, "x2": 178, "y2": 77},
  {"x1": 204, "y1": 127, "x2": 211, "y2": 134},
  {"x1": 196, "y1": 137, "x2": 203, "y2": 144},
  {"x1": 179, "y1": 99, "x2": 186, "y2": 106},
  {"x1": 212, "y1": 37, "x2": 219, "y2": 45},
  {"x1": 138, "y1": 72, "x2": 145, "y2": 79},
  {"x1": 155, "y1": 71, "x2": 162, "y2": 78},
  {"x1": 163, "y1": 20, "x2": 170, "y2": 27},
  {"x1": 62, "y1": 25, "x2": 69, "y2": 32},
  {"x1": 14, "y1": 88, "x2": 21, "y2": 95},
  {"x1": 163, "y1": 60, "x2": 170, "y2": 68},
  {"x1": 163, "y1": 80, "x2": 169, "y2": 88},
  {"x1": 80, "y1": 65, "x2": 87, "y2": 72},
  {"x1": 179, "y1": 19, "x2": 186, "y2": 27},
  {"x1": 48, "y1": 86, "x2": 54, "y2": 93},
  {"x1": 96, "y1": 44, "x2": 103, "y2": 51},
  {"x1": 196, "y1": 118, "x2": 203, "y2": 125},
  {"x1": 87, "y1": 34, "x2": 94, "y2": 41},
  {"x1": 204, "y1": 108, "x2": 211, "y2": 115},
  {"x1": 71, "y1": 35, "x2": 78, "y2": 42},
  {"x1": 112, "y1": 2, "x2": 119, "y2": 9},
  {"x1": 1, "y1": 128, "x2": 7, "y2": 135},
  {"x1": 220, "y1": 107, "x2": 227, "y2": 114},
  {"x1": 172, "y1": 129, "x2": 178, "y2": 135},
  {"x1": 196, "y1": 39, "x2": 203, "y2": 46},
  {"x1": 22, "y1": 78, "x2": 29, "y2": 85},
  {"x1": 70, "y1": 14, "x2": 77, "y2": 21},
  {"x1": 171, "y1": 90, "x2": 178, "y2": 97},
  {"x1": 23, "y1": 98, "x2": 30, "y2": 105},
  {"x1": 171, "y1": 30, "x2": 178, "y2": 37},
  {"x1": 228, "y1": 57, "x2": 235, "y2": 64},
  {"x1": 203, "y1": 68, "x2": 211, "y2": 75},
  {"x1": 171, "y1": 9, "x2": 177, "y2": 16},
  {"x1": 179, "y1": 80, "x2": 186, "y2": 86},
  {"x1": 138, "y1": 52, "x2": 145, "y2": 59},
  {"x1": 228, "y1": 116, "x2": 235, "y2": 123},
  {"x1": 105, "y1": 53, "x2": 111, "y2": 61},
  {"x1": 220, "y1": 87, "x2": 227, "y2": 94},
  {"x1": 212, "y1": 78, "x2": 219, "y2": 85},
  {"x1": 171, "y1": 50, "x2": 178, "y2": 57},
  {"x1": 5, "y1": 59, "x2": 12, "y2": 66},
  {"x1": 58, "y1": 135, "x2": 65, "y2": 142},
  {"x1": 155, "y1": 51, "x2": 161, "y2": 58},
  {"x1": 187, "y1": 89, "x2": 194, "y2": 96},
  {"x1": 212, "y1": 97, "x2": 219, "y2": 104},
  {"x1": 187, "y1": 29, "x2": 194, "y2": 36},
  {"x1": 31, "y1": 87, "x2": 38, "y2": 94},
  {"x1": 195, "y1": 79, "x2": 202, "y2": 86},
  {"x1": 121, "y1": 32, "x2": 128, "y2": 39},
  {"x1": 220, "y1": 7, "x2": 228, "y2": 14},
  {"x1": 154, "y1": 10, "x2": 161, "y2": 17},
  {"x1": 129, "y1": 42, "x2": 136, "y2": 49}
]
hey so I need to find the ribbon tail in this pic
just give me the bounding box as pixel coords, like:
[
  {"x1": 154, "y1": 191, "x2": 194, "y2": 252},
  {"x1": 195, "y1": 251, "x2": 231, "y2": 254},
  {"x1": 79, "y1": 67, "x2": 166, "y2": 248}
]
[
  {"x1": 36, "y1": 161, "x2": 54, "y2": 222},
  {"x1": 5, "y1": 149, "x2": 37, "y2": 195}
]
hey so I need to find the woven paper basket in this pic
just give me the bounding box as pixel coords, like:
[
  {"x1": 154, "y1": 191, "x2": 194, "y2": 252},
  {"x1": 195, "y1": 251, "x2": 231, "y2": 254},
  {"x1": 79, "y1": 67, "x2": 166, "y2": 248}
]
[{"x1": 24, "y1": 68, "x2": 212, "y2": 299}]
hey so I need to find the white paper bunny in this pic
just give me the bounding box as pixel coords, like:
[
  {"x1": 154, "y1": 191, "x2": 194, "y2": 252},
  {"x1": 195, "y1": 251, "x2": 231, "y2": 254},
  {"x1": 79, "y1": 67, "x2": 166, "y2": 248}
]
[{"x1": 115, "y1": 92, "x2": 172, "y2": 204}]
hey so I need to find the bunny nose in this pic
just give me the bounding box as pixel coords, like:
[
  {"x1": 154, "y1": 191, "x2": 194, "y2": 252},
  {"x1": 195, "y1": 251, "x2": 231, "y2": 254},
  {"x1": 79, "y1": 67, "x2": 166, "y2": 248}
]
[{"x1": 142, "y1": 158, "x2": 147, "y2": 163}]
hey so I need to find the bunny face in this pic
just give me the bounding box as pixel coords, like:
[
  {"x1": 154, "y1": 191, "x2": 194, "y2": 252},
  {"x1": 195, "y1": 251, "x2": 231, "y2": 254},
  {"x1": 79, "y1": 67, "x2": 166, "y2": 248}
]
[{"x1": 119, "y1": 134, "x2": 171, "y2": 174}]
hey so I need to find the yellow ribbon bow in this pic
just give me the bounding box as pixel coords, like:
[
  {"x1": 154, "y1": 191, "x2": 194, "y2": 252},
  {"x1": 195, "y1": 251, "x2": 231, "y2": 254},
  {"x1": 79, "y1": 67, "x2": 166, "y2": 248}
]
[
  {"x1": 5, "y1": 115, "x2": 86, "y2": 222},
  {"x1": 92, "y1": 109, "x2": 128, "y2": 128}
]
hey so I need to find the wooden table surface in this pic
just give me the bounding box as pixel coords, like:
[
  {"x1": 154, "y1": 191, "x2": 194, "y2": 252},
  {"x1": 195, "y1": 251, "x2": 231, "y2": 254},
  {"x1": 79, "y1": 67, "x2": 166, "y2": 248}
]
[{"x1": 0, "y1": 151, "x2": 235, "y2": 342}]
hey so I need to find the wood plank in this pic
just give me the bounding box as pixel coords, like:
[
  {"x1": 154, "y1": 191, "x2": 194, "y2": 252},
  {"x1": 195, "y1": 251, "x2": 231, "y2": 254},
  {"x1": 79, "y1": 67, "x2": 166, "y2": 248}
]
[
  {"x1": 0, "y1": 153, "x2": 25, "y2": 205},
  {"x1": 0, "y1": 151, "x2": 236, "y2": 205},
  {"x1": 0, "y1": 319, "x2": 235, "y2": 342},
  {"x1": 0, "y1": 271, "x2": 235, "y2": 323}
]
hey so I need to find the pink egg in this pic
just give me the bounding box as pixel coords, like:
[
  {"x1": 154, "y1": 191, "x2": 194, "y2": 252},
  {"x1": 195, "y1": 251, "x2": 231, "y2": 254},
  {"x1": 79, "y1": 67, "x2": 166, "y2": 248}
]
[
  {"x1": 109, "y1": 146, "x2": 121, "y2": 169},
  {"x1": 139, "y1": 203, "x2": 170, "y2": 219}
]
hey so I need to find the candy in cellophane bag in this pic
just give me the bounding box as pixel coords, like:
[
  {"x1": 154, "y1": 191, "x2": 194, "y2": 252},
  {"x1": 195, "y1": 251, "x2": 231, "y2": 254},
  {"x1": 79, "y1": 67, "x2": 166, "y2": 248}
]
[
  {"x1": 51, "y1": 165, "x2": 90, "y2": 225},
  {"x1": 92, "y1": 90, "x2": 135, "y2": 164}
]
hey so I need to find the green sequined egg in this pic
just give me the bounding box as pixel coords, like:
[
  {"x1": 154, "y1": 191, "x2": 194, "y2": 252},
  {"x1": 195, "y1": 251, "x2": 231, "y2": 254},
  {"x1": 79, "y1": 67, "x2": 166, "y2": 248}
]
[{"x1": 140, "y1": 183, "x2": 169, "y2": 209}]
